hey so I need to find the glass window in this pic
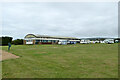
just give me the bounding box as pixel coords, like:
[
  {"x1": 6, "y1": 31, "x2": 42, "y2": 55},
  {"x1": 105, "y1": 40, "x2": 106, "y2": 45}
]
[
  {"x1": 54, "y1": 40, "x2": 55, "y2": 42},
  {"x1": 48, "y1": 40, "x2": 52, "y2": 42},
  {"x1": 30, "y1": 40, "x2": 32, "y2": 42},
  {"x1": 40, "y1": 40, "x2": 42, "y2": 42},
  {"x1": 43, "y1": 40, "x2": 48, "y2": 42},
  {"x1": 36, "y1": 40, "x2": 40, "y2": 42},
  {"x1": 26, "y1": 40, "x2": 32, "y2": 42}
]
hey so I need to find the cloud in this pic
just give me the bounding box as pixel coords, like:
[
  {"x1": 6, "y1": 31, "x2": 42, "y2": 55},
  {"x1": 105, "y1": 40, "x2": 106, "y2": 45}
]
[{"x1": 2, "y1": 2, "x2": 118, "y2": 39}]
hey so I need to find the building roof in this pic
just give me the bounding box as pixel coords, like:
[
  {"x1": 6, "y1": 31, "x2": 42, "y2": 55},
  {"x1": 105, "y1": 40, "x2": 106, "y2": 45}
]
[{"x1": 25, "y1": 34, "x2": 80, "y2": 40}]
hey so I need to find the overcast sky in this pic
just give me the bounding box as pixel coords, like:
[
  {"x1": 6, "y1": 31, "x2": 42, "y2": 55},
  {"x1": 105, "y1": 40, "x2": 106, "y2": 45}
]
[{"x1": 2, "y1": 2, "x2": 118, "y2": 39}]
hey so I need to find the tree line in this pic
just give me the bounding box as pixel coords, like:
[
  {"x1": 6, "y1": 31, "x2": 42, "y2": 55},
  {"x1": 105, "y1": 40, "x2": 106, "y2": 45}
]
[
  {"x1": 0, "y1": 36, "x2": 23, "y2": 46},
  {"x1": 0, "y1": 36, "x2": 120, "y2": 46}
]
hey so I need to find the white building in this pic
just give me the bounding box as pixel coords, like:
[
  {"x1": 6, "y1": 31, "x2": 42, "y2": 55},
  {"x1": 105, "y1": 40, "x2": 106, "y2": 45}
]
[{"x1": 24, "y1": 34, "x2": 80, "y2": 45}]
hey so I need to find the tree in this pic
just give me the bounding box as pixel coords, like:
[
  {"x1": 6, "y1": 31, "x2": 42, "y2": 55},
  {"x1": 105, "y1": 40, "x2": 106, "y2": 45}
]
[
  {"x1": 12, "y1": 39, "x2": 23, "y2": 45},
  {"x1": 0, "y1": 36, "x2": 13, "y2": 46}
]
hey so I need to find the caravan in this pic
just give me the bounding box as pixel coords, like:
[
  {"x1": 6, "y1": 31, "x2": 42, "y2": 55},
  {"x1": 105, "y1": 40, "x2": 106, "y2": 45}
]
[
  {"x1": 80, "y1": 39, "x2": 90, "y2": 44},
  {"x1": 68, "y1": 40, "x2": 80, "y2": 44},
  {"x1": 58, "y1": 40, "x2": 67, "y2": 45},
  {"x1": 104, "y1": 39, "x2": 114, "y2": 44}
]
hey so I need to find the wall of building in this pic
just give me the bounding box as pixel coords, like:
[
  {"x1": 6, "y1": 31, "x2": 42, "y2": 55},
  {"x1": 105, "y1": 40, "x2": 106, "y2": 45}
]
[{"x1": 23, "y1": 40, "x2": 26, "y2": 45}]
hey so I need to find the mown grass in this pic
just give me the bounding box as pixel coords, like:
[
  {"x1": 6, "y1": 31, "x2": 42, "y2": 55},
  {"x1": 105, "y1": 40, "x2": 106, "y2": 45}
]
[{"x1": 2, "y1": 44, "x2": 118, "y2": 78}]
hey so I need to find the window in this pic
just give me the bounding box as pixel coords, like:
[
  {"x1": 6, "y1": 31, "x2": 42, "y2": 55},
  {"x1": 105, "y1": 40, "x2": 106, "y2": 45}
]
[
  {"x1": 48, "y1": 40, "x2": 52, "y2": 42},
  {"x1": 26, "y1": 40, "x2": 29, "y2": 42},
  {"x1": 43, "y1": 40, "x2": 48, "y2": 42},
  {"x1": 40, "y1": 40, "x2": 42, "y2": 42},
  {"x1": 26, "y1": 40, "x2": 32, "y2": 42},
  {"x1": 54, "y1": 40, "x2": 55, "y2": 42},
  {"x1": 36, "y1": 40, "x2": 40, "y2": 42}
]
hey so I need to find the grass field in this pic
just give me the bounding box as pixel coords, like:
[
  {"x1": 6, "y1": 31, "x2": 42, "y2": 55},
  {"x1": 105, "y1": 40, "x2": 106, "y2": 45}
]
[{"x1": 1, "y1": 44, "x2": 118, "y2": 78}]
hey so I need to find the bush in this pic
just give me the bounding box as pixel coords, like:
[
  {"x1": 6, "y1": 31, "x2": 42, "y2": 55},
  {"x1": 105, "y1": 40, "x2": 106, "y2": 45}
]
[
  {"x1": 12, "y1": 39, "x2": 23, "y2": 45},
  {"x1": 0, "y1": 36, "x2": 13, "y2": 46}
]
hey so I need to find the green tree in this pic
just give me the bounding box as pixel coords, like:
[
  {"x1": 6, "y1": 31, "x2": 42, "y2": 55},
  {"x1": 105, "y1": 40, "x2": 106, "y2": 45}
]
[{"x1": 12, "y1": 39, "x2": 23, "y2": 45}]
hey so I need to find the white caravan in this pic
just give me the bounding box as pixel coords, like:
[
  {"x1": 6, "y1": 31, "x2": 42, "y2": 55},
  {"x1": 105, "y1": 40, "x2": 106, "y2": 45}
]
[
  {"x1": 80, "y1": 39, "x2": 90, "y2": 44},
  {"x1": 58, "y1": 40, "x2": 67, "y2": 45},
  {"x1": 104, "y1": 39, "x2": 114, "y2": 44}
]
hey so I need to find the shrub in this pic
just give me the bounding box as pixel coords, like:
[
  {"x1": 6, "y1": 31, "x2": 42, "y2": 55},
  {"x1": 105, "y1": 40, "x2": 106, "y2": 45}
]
[
  {"x1": 12, "y1": 39, "x2": 23, "y2": 45},
  {"x1": 0, "y1": 36, "x2": 13, "y2": 46}
]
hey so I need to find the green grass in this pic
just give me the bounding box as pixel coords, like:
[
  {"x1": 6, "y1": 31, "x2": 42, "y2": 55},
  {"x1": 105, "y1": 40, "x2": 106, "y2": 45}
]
[{"x1": 1, "y1": 44, "x2": 118, "y2": 78}]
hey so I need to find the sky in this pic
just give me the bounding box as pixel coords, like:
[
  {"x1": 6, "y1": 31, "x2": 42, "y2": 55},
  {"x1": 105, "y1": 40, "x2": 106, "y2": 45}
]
[{"x1": 1, "y1": 2, "x2": 118, "y2": 39}]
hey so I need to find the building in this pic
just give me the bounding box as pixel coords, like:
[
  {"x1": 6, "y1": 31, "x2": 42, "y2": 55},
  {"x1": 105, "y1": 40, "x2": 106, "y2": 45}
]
[{"x1": 24, "y1": 34, "x2": 80, "y2": 45}]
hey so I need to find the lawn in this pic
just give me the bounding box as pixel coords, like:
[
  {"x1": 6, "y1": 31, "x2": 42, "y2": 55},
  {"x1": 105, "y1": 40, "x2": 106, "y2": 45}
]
[{"x1": 1, "y1": 44, "x2": 118, "y2": 78}]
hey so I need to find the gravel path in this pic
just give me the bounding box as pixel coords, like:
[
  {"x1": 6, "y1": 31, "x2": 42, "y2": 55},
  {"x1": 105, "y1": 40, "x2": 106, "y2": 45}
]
[{"x1": 0, "y1": 50, "x2": 19, "y2": 61}]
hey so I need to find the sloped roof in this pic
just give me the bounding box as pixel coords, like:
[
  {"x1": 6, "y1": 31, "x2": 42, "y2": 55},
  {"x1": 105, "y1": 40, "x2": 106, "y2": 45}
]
[{"x1": 25, "y1": 34, "x2": 79, "y2": 40}]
